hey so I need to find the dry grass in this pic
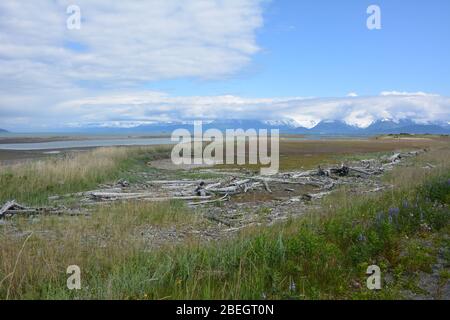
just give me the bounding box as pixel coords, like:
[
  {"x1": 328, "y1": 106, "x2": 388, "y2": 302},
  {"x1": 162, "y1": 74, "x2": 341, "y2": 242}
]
[
  {"x1": 0, "y1": 199, "x2": 205, "y2": 299},
  {"x1": 0, "y1": 146, "x2": 170, "y2": 205},
  {"x1": 216, "y1": 136, "x2": 449, "y2": 171},
  {"x1": 385, "y1": 146, "x2": 450, "y2": 188}
]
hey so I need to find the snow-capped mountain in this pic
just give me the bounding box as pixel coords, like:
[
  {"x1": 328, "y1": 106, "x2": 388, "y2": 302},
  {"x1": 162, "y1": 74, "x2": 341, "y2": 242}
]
[
  {"x1": 262, "y1": 119, "x2": 302, "y2": 128},
  {"x1": 63, "y1": 118, "x2": 450, "y2": 135},
  {"x1": 364, "y1": 119, "x2": 450, "y2": 134},
  {"x1": 308, "y1": 120, "x2": 363, "y2": 134}
]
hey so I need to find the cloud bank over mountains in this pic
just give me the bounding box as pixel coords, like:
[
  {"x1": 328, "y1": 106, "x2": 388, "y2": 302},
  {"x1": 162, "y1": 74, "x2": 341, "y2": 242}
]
[
  {"x1": 1, "y1": 88, "x2": 449, "y2": 131},
  {"x1": 22, "y1": 91, "x2": 450, "y2": 131}
]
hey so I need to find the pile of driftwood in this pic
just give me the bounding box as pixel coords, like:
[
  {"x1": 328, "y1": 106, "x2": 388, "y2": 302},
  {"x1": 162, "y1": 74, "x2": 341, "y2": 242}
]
[
  {"x1": 58, "y1": 149, "x2": 426, "y2": 208},
  {"x1": 0, "y1": 150, "x2": 427, "y2": 223},
  {"x1": 194, "y1": 150, "x2": 425, "y2": 200},
  {"x1": 0, "y1": 200, "x2": 85, "y2": 219}
]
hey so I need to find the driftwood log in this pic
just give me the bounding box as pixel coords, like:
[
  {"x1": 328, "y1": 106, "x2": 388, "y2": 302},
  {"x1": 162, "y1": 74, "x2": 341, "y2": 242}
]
[{"x1": 0, "y1": 200, "x2": 86, "y2": 218}]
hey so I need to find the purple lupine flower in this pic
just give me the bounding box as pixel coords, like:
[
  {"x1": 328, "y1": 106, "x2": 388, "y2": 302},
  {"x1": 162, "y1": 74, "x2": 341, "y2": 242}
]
[
  {"x1": 388, "y1": 207, "x2": 400, "y2": 225},
  {"x1": 388, "y1": 207, "x2": 400, "y2": 215}
]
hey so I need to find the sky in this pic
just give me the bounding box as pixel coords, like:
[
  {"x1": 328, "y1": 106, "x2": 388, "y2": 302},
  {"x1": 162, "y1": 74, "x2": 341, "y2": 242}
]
[{"x1": 0, "y1": 0, "x2": 449, "y2": 131}]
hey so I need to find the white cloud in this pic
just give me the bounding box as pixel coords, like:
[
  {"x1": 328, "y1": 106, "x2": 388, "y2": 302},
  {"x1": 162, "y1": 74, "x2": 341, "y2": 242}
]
[
  {"x1": 380, "y1": 91, "x2": 438, "y2": 97},
  {"x1": 347, "y1": 92, "x2": 358, "y2": 97},
  {"x1": 0, "y1": 0, "x2": 263, "y2": 83}
]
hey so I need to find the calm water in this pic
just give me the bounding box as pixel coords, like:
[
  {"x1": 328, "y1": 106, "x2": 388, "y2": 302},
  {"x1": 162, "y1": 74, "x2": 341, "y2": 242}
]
[
  {"x1": 0, "y1": 132, "x2": 371, "y2": 151},
  {"x1": 0, "y1": 137, "x2": 175, "y2": 150}
]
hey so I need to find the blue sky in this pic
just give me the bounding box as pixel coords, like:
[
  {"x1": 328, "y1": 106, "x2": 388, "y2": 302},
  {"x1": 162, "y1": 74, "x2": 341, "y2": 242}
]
[
  {"x1": 0, "y1": 0, "x2": 449, "y2": 131},
  {"x1": 150, "y1": 0, "x2": 450, "y2": 98}
]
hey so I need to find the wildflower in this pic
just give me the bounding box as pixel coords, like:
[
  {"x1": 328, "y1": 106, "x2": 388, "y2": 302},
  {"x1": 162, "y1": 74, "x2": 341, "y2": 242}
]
[
  {"x1": 358, "y1": 233, "x2": 366, "y2": 242},
  {"x1": 388, "y1": 207, "x2": 400, "y2": 224},
  {"x1": 388, "y1": 207, "x2": 400, "y2": 215}
]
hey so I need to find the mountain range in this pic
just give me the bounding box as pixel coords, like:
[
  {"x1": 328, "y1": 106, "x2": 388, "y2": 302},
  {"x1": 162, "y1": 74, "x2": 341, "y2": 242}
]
[
  {"x1": 66, "y1": 119, "x2": 450, "y2": 135},
  {"x1": 0, "y1": 128, "x2": 8, "y2": 133}
]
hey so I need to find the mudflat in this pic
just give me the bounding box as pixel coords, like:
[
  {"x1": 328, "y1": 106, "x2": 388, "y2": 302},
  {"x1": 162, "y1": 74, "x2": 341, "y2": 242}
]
[
  {"x1": 0, "y1": 134, "x2": 171, "y2": 145},
  {"x1": 0, "y1": 148, "x2": 91, "y2": 165},
  {"x1": 0, "y1": 136, "x2": 90, "y2": 144}
]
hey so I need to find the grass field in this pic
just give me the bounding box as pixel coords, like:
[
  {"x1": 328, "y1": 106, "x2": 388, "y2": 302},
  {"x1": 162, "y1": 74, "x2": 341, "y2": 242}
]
[
  {"x1": 0, "y1": 146, "x2": 171, "y2": 205},
  {"x1": 0, "y1": 136, "x2": 449, "y2": 299},
  {"x1": 218, "y1": 135, "x2": 450, "y2": 171}
]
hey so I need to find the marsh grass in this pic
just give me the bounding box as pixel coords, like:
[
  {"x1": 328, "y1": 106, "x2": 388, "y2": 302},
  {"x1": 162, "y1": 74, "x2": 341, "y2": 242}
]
[
  {"x1": 0, "y1": 199, "x2": 205, "y2": 299},
  {"x1": 0, "y1": 146, "x2": 170, "y2": 205},
  {"x1": 216, "y1": 137, "x2": 449, "y2": 171}
]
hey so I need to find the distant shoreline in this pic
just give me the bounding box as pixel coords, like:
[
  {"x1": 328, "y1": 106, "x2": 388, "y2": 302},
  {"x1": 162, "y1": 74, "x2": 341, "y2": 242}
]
[{"x1": 0, "y1": 134, "x2": 172, "y2": 145}]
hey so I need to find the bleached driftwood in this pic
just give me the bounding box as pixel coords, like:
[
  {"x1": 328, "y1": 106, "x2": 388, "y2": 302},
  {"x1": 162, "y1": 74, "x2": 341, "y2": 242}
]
[
  {"x1": 262, "y1": 180, "x2": 272, "y2": 193},
  {"x1": 204, "y1": 182, "x2": 222, "y2": 190},
  {"x1": 147, "y1": 180, "x2": 204, "y2": 185},
  {"x1": 348, "y1": 167, "x2": 374, "y2": 176},
  {"x1": 251, "y1": 176, "x2": 324, "y2": 187},
  {"x1": 89, "y1": 192, "x2": 213, "y2": 201},
  {"x1": 300, "y1": 191, "x2": 332, "y2": 201},
  {"x1": 0, "y1": 200, "x2": 25, "y2": 217},
  {"x1": 188, "y1": 195, "x2": 229, "y2": 206},
  {"x1": 0, "y1": 200, "x2": 87, "y2": 218},
  {"x1": 388, "y1": 153, "x2": 402, "y2": 163},
  {"x1": 207, "y1": 179, "x2": 261, "y2": 195}
]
